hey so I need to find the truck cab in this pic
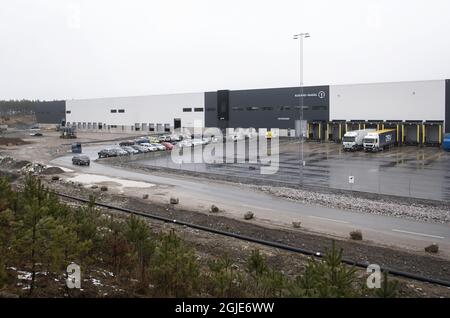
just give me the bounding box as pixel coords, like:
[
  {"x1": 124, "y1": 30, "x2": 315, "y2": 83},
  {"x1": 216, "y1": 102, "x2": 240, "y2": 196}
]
[
  {"x1": 363, "y1": 132, "x2": 379, "y2": 151},
  {"x1": 342, "y1": 129, "x2": 375, "y2": 151}
]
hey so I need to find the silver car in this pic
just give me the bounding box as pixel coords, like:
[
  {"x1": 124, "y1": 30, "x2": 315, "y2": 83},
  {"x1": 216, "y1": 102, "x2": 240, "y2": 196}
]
[
  {"x1": 131, "y1": 144, "x2": 150, "y2": 153},
  {"x1": 111, "y1": 148, "x2": 129, "y2": 156},
  {"x1": 121, "y1": 146, "x2": 139, "y2": 155},
  {"x1": 140, "y1": 143, "x2": 158, "y2": 152},
  {"x1": 150, "y1": 143, "x2": 166, "y2": 151}
]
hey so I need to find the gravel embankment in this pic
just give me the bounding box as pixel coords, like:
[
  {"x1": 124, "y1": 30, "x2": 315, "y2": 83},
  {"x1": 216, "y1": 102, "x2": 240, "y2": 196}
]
[{"x1": 252, "y1": 185, "x2": 450, "y2": 224}]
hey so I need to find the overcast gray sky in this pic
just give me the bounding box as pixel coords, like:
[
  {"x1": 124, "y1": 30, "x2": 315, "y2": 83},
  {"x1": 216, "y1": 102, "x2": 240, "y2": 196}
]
[{"x1": 0, "y1": 0, "x2": 449, "y2": 100}]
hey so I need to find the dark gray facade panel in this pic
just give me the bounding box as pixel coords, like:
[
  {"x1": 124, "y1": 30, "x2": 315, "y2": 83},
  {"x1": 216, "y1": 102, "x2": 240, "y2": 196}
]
[
  {"x1": 205, "y1": 86, "x2": 329, "y2": 129},
  {"x1": 205, "y1": 92, "x2": 218, "y2": 128},
  {"x1": 35, "y1": 101, "x2": 66, "y2": 124},
  {"x1": 446, "y1": 79, "x2": 450, "y2": 133}
]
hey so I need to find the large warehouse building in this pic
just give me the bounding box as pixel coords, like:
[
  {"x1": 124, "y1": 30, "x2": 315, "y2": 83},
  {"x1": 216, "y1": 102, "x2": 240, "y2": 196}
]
[{"x1": 62, "y1": 79, "x2": 450, "y2": 145}]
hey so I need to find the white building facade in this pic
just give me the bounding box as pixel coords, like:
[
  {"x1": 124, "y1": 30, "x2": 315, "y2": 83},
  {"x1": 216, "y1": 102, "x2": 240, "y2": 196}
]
[
  {"x1": 66, "y1": 92, "x2": 205, "y2": 133},
  {"x1": 329, "y1": 80, "x2": 446, "y2": 122}
]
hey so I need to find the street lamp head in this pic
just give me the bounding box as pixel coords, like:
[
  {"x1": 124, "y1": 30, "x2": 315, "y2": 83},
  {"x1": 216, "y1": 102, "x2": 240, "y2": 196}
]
[{"x1": 293, "y1": 33, "x2": 311, "y2": 39}]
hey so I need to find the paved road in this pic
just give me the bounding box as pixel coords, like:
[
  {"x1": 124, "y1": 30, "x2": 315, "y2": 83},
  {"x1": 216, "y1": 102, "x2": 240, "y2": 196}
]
[{"x1": 51, "y1": 145, "x2": 450, "y2": 256}]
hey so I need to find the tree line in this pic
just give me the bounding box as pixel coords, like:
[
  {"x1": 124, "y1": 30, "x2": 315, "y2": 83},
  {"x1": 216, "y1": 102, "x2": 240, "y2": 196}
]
[{"x1": 0, "y1": 174, "x2": 398, "y2": 297}]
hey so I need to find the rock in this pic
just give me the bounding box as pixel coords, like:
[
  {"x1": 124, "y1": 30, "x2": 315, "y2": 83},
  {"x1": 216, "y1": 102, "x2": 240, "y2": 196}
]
[
  {"x1": 51, "y1": 176, "x2": 60, "y2": 181},
  {"x1": 349, "y1": 230, "x2": 363, "y2": 240},
  {"x1": 425, "y1": 243, "x2": 439, "y2": 254},
  {"x1": 292, "y1": 221, "x2": 301, "y2": 228},
  {"x1": 41, "y1": 166, "x2": 65, "y2": 175},
  {"x1": 244, "y1": 211, "x2": 254, "y2": 220},
  {"x1": 142, "y1": 194, "x2": 149, "y2": 199},
  {"x1": 91, "y1": 185, "x2": 98, "y2": 189},
  {"x1": 100, "y1": 186, "x2": 108, "y2": 192},
  {"x1": 210, "y1": 205, "x2": 219, "y2": 213},
  {"x1": 170, "y1": 197, "x2": 179, "y2": 204}
]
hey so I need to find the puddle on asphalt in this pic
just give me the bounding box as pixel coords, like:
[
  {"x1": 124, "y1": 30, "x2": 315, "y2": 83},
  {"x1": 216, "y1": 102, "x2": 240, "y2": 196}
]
[{"x1": 67, "y1": 174, "x2": 155, "y2": 189}]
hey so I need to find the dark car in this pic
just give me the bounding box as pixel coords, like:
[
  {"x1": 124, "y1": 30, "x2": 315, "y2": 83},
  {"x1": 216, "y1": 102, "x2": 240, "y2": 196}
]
[
  {"x1": 98, "y1": 149, "x2": 116, "y2": 158},
  {"x1": 72, "y1": 155, "x2": 90, "y2": 166},
  {"x1": 119, "y1": 140, "x2": 135, "y2": 147}
]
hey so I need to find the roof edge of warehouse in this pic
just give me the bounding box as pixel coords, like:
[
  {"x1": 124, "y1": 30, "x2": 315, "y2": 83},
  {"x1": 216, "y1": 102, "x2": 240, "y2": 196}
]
[
  {"x1": 66, "y1": 78, "x2": 449, "y2": 101},
  {"x1": 66, "y1": 90, "x2": 205, "y2": 102}
]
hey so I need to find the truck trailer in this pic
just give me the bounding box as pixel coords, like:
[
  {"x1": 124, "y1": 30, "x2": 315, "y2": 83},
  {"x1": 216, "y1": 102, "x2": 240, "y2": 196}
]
[
  {"x1": 342, "y1": 129, "x2": 376, "y2": 151},
  {"x1": 363, "y1": 129, "x2": 397, "y2": 152}
]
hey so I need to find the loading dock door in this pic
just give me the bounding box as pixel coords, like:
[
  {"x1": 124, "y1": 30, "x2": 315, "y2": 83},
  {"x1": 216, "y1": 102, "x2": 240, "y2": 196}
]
[
  {"x1": 328, "y1": 122, "x2": 344, "y2": 142},
  {"x1": 424, "y1": 122, "x2": 443, "y2": 146},
  {"x1": 308, "y1": 122, "x2": 325, "y2": 141},
  {"x1": 174, "y1": 118, "x2": 181, "y2": 130},
  {"x1": 402, "y1": 123, "x2": 421, "y2": 145}
]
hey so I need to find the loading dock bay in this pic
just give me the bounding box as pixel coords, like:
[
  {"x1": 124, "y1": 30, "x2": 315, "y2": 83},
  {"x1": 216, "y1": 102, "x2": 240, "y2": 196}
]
[{"x1": 306, "y1": 120, "x2": 444, "y2": 146}]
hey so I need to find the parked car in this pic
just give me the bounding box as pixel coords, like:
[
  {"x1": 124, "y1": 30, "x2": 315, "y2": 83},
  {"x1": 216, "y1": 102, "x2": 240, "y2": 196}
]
[
  {"x1": 161, "y1": 142, "x2": 174, "y2": 150},
  {"x1": 119, "y1": 140, "x2": 135, "y2": 147},
  {"x1": 98, "y1": 148, "x2": 116, "y2": 158},
  {"x1": 178, "y1": 140, "x2": 192, "y2": 148},
  {"x1": 131, "y1": 144, "x2": 150, "y2": 153},
  {"x1": 140, "y1": 143, "x2": 158, "y2": 151},
  {"x1": 30, "y1": 132, "x2": 43, "y2": 137},
  {"x1": 121, "y1": 146, "x2": 139, "y2": 154},
  {"x1": 111, "y1": 148, "x2": 129, "y2": 156},
  {"x1": 72, "y1": 155, "x2": 90, "y2": 166},
  {"x1": 170, "y1": 134, "x2": 182, "y2": 142},
  {"x1": 191, "y1": 139, "x2": 205, "y2": 147},
  {"x1": 150, "y1": 143, "x2": 166, "y2": 151},
  {"x1": 159, "y1": 135, "x2": 171, "y2": 142},
  {"x1": 135, "y1": 138, "x2": 149, "y2": 144},
  {"x1": 148, "y1": 136, "x2": 160, "y2": 143}
]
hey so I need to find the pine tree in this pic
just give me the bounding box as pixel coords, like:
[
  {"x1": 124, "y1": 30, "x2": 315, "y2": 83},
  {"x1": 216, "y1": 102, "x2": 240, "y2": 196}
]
[
  {"x1": 375, "y1": 271, "x2": 399, "y2": 298},
  {"x1": 289, "y1": 241, "x2": 359, "y2": 298},
  {"x1": 151, "y1": 230, "x2": 199, "y2": 297},
  {"x1": 124, "y1": 215, "x2": 155, "y2": 288},
  {"x1": 208, "y1": 254, "x2": 244, "y2": 297}
]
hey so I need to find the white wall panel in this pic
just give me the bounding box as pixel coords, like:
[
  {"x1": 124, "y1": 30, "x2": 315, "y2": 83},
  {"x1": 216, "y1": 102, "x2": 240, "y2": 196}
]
[
  {"x1": 66, "y1": 92, "x2": 204, "y2": 129},
  {"x1": 330, "y1": 80, "x2": 445, "y2": 121}
]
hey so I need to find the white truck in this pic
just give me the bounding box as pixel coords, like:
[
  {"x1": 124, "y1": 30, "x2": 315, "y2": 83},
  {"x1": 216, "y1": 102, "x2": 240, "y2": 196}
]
[
  {"x1": 363, "y1": 129, "x2": 397, "y2": 152},
  {"x1": 342, "y1": 129, "x2": 375, "y2": 151}
]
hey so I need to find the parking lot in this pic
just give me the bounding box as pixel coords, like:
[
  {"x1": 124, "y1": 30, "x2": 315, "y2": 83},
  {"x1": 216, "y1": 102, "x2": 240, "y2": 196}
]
[{"x1": 123, "y1": 139, "x2": 450, "y2": 202}]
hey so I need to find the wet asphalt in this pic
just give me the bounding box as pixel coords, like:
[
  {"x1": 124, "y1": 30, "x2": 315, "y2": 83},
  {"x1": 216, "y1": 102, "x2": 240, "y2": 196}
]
[{"x1": 131, "y1": 140, "x2": 450, "y2": 202}]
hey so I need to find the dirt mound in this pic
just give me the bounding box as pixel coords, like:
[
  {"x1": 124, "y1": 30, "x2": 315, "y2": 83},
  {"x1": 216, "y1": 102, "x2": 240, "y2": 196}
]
[
  {"x1": 11, "y1": 160, "x2": 31, "y2": 169},
  {"x1": 41, "y1": 166, "x2": 65, "y2": 175},
  {"x1": 0, "y1": 137, "x2": 27, "y2": 146}
]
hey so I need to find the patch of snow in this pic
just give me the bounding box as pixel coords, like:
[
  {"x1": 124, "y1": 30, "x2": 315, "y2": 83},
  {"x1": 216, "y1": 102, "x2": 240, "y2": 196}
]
[{"x1": 66, "y1": 174, "x2": 154, "y2": 190}]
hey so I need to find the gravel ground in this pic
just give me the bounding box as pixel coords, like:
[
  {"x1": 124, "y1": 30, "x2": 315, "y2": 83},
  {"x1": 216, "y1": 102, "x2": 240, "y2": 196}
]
[
  {"x1": 250, "y1": 185, "x2": 450, "y2": 224},
  {"x1": 41, "y1": 177, "x2": 450, "y2": 296}
]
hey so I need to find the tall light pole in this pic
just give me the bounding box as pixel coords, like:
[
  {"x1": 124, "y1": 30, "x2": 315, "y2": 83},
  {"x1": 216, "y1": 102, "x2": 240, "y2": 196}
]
[{"x1": 293, "y1": 33, "x2": 310, "y2": 186}]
